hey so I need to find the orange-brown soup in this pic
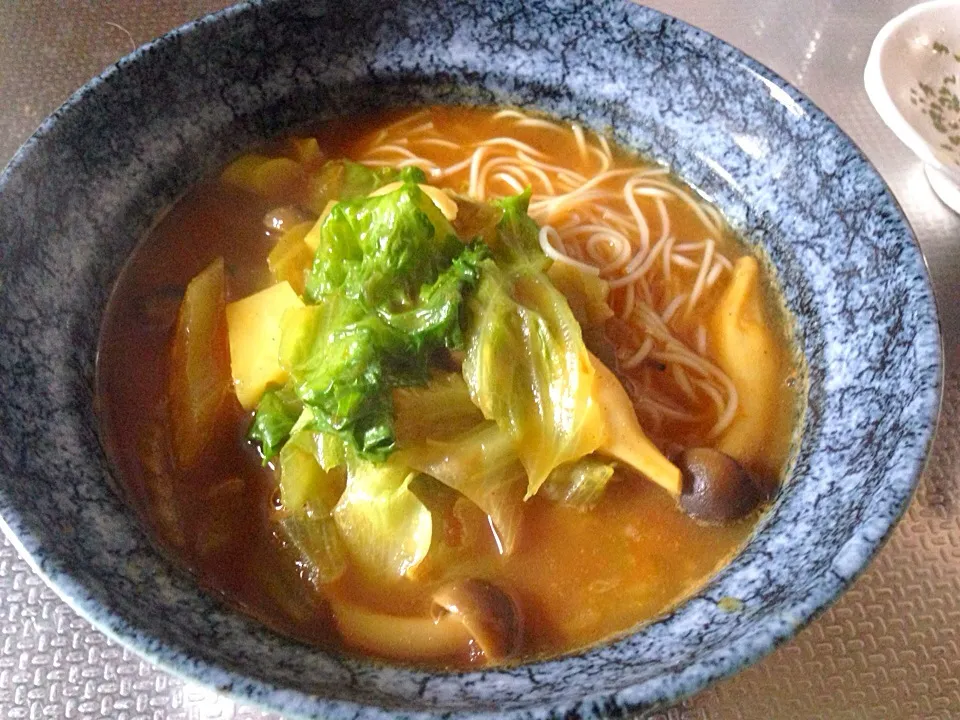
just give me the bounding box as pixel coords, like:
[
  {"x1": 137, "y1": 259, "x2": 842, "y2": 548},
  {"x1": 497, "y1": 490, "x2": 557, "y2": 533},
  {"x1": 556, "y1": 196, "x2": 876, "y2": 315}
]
[{"x1": 97, "y1": 106, "x2": 802, "y2": 667}]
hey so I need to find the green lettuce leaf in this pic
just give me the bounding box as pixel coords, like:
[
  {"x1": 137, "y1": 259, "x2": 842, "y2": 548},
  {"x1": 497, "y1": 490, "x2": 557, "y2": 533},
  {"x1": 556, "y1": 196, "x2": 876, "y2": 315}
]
[
  {"x1": 278, "y1": 298, "x2": 411, "y2": 459},
  {"x1": 304, "y1": 182, "x2": 463, "y2": 307},
  {"x1": 277, "y1": 513, "x2": 347, "y2": 589},
  {"x1": 276, "y1": 428, "x2": 349, "y2": 588},
  {"x1": 276, "y1": 180, "x2": 487, "y2": 460},
  {"x1": 377, "y1": 241, "x2": 488, "y2": 350},
  {"x1": 486, "y1": 190, "x2": 548, "y2": 270},
  {"x1": 305, "y1": 160, "x2": 422, "y2": 215},
  {"x1": 247, "y1": 385, "x2": 303, "y2": 463}
]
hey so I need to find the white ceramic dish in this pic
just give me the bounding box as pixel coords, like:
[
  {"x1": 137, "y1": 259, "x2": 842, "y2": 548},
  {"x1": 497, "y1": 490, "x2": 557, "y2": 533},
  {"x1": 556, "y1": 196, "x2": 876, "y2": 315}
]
[{"x1": 866, "y1": 0, "x2": 960, "y2": 212}]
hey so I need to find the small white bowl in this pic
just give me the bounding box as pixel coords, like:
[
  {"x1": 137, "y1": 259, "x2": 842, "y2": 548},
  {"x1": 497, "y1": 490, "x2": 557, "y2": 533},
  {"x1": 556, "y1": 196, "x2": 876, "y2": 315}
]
[{"x1": 865, "y1": 0, "x2": 960, "y2": 212}]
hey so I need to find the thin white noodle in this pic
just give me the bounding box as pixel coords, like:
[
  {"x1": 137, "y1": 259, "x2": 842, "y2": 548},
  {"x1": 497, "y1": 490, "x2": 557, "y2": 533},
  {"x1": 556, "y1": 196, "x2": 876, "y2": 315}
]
[
  {"x1": 655, "y1": 198, "x2": 670, "y2": 243},
  {"x1": 708, "y1": 382, "x2": 739, "y2": 438},
  {"x1": 587, "y1": 145, "x2": 611, "y2": 172},
  {"x1": 440, "y1": 156, "x2": 474, "y2": 178},
  {"x1": 586, "y1": 232, "x2": 632, "y2": 272},
  {"x1": 635, "y1": 396, "x2": 700, "y2": 422},
  {"x1": 637, "y1": 275, "x2": 655, "y2": 307},
  {"x1": 696, "y1": 325, "x2": 707, "y2": 356},
  {"x1": 517, "y1": 117, "x2": 568, "y2": 133},
  {"x1": 557, "y1": 211, "x2": 582, "y2": 231},
  {"x1": 477, "y1": 137, "x2": 550, "y2": 159},
  {"x1": 673, "y1": 364, "x2": 697, "y2": 400},
  {"x1": 518, "y1": 164, "x2": 555, "y2": 195},
  {"x1": 572, "y1": 123, "x2": 588, "y2": 165},
  {"x1": 622, "y1": 336, "x2": 655, "y2": 370},
  {"x1": 673, "y1": 241, "x2": 706, "y2": 253},
  {"x1": 557, "y1": 172, "x2": 584, "y2": 190},
  {"x1": 380, "y1": 109, "x2": 430, "y2": 134},
  {"x1": 671, "y1": 255, "x2": 699, "y2": 269},
  {"x1": 415, "y1": 138, "x2": 460, "y2": 150},
  {"x1": 619, "y1": 282, "x2": 636, "y2": 320},
  {"x1": 535, "y1": 189, "x2": 622, "y2": 220},
  {"x1": 480, "y1": 158, "x2": 547, "y2": 197},
  {"x1": 542, "y1": 168, "x2": 638, "y2": 207},
  {"x1": 539, "y1": 226, "x2": 601, "y2": 275},
  {"x1": 517, "y1": 151, "x2": 587, "y2": 182},
  {"x1": 631, "y1": 188, "x2": 674, "y2": 199},
  {"x1": 696, "y1": 379, "x2": 726, "y2": 416},
  {"x1": 662, "y1": 235, "x2": 676, "y2": 283},
  {"x1": 502, "y1": 164, "x2": 534, "y2": 188},
  {"x1": 407, "y1": 121, "x2": 434, "y2": 135},
  {"x1": 363, "y1": 143, "x2": 422, "y2": 159},
  {"x1": 601, "y1": 209, "x2": 641, "y2": 235},
  {"x1": 634, "y1": 179, "x2": 720, "y2": 234},
  {"x1": 396, "y1": 159, "x2": 442, "y2": 175},
  {"x1": 495, "y1": 172, "x2": 526, "y2": 193},
  {"x1": 598, "y1": 134, "x2": 613, "y2": 160},
  {"x1": 687, "y1": 238, "x2": 715, "y2": 312},
  {"x1": 492, "y1": 109, "x2": 528, "y2": 120},
  {"x1": 609, "y1": 231, "x2": 673, "y2": 288},
  {"x1": 660, "y1": 293, "x2": 688, "y2": 324},
  {"x1": 706, "y1": 263, "x2": 724, "y2": 288},
  {"x1": 476, "y1": 157, "x2": 522, "y2": 199},
  {"x1": 561, "y1": 223, "x2": 633, "y2": 243},
  {"x1": 468, "y1": 147, "x2": 489, "y2": 198},
  {"x1": 623, "y1": 177, "x2": 652, "y2": 256}
]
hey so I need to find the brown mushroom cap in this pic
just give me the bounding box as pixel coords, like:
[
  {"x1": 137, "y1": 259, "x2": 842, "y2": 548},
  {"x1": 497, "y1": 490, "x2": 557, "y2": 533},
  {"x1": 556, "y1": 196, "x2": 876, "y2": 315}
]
[
  {"x1": 431, "y1": 578, "x2": 522, "y2": 662},
  {"x1": 676, "y1": 448, "x2": 765, "y2": 523}
]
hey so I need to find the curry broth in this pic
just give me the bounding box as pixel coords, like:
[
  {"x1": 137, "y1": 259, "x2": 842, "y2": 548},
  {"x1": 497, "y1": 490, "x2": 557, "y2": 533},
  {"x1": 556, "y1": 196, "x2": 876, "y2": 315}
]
[{"x1": 97, "y1": 107, "x2": 800, "y2": 665}]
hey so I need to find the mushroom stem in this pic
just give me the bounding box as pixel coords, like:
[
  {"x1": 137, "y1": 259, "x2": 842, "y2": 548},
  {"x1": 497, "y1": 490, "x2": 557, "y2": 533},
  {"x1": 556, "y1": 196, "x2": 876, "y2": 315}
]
[
  {"x1": 332, "y1": 601, "x2": 473, "y2": 661},
  {"x1": 432, "y1": 578, "x2": 522, "y2": 662}
]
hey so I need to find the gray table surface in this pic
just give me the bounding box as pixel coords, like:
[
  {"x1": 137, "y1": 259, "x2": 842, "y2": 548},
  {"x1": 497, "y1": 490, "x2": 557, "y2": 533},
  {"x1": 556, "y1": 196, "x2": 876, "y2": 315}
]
[{"x1": 1, "y1": 1, "x2": 958, "y2": 718}]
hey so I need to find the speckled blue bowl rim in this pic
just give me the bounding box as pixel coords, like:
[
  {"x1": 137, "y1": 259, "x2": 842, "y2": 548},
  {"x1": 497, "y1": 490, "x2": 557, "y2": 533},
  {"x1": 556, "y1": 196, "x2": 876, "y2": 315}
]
[{"x1": 0, "y1": 1, "x2": 942, "y2": 718}]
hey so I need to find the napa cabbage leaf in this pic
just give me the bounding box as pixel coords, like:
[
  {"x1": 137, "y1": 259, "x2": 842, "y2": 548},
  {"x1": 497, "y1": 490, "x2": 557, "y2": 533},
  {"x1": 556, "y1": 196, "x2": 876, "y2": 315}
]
[
  {"x1": 541, "y1": 456, "x2": 616, "y2": 511},
  {"x1": 333, "y1": 457, "x2": 433, "y2": 579},
  {"x1": 393, "y1": 372, "x2": 485, "y2": 445},
  {"x1": 462, "y1": 260, "x2": 603, "y2": 498},
  {"x1": 276, "y1": 428, "x2": 349, "y2": 587},
  {"x1": 396, "y1": 422, "x2": 525, "y2": 554}
]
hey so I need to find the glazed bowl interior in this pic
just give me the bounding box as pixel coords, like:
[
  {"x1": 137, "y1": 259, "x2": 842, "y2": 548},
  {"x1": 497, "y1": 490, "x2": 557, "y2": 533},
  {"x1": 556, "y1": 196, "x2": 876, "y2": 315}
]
[{"x1": 0, "y1": 0, "x2": 941, "y2": 718}]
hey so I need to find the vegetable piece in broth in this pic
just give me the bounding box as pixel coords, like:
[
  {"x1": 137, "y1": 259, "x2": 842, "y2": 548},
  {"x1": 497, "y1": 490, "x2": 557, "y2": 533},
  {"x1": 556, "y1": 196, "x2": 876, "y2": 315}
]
[
  {"x1": 333, "y1": 457, "x2": 433, "y2": 579},
  {"x1": 168, "y1": 257, "x2": 230, "y2": 467}
]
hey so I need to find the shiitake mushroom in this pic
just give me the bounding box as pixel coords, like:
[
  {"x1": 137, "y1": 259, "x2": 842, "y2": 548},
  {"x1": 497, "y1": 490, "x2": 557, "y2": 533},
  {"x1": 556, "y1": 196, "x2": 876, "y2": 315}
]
[{"x1": 675, "y1": 448, "x2": 765, "y2": 523}]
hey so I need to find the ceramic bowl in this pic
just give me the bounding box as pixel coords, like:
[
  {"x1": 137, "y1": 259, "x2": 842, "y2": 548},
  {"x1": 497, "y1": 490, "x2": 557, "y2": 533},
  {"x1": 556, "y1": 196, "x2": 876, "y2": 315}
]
[
  {"x1": 0, "y1": 0, "x2": 941, "y2": 717},
  {"x1": 865, "y1": 0, "x2": 960, "y2": 212}
]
